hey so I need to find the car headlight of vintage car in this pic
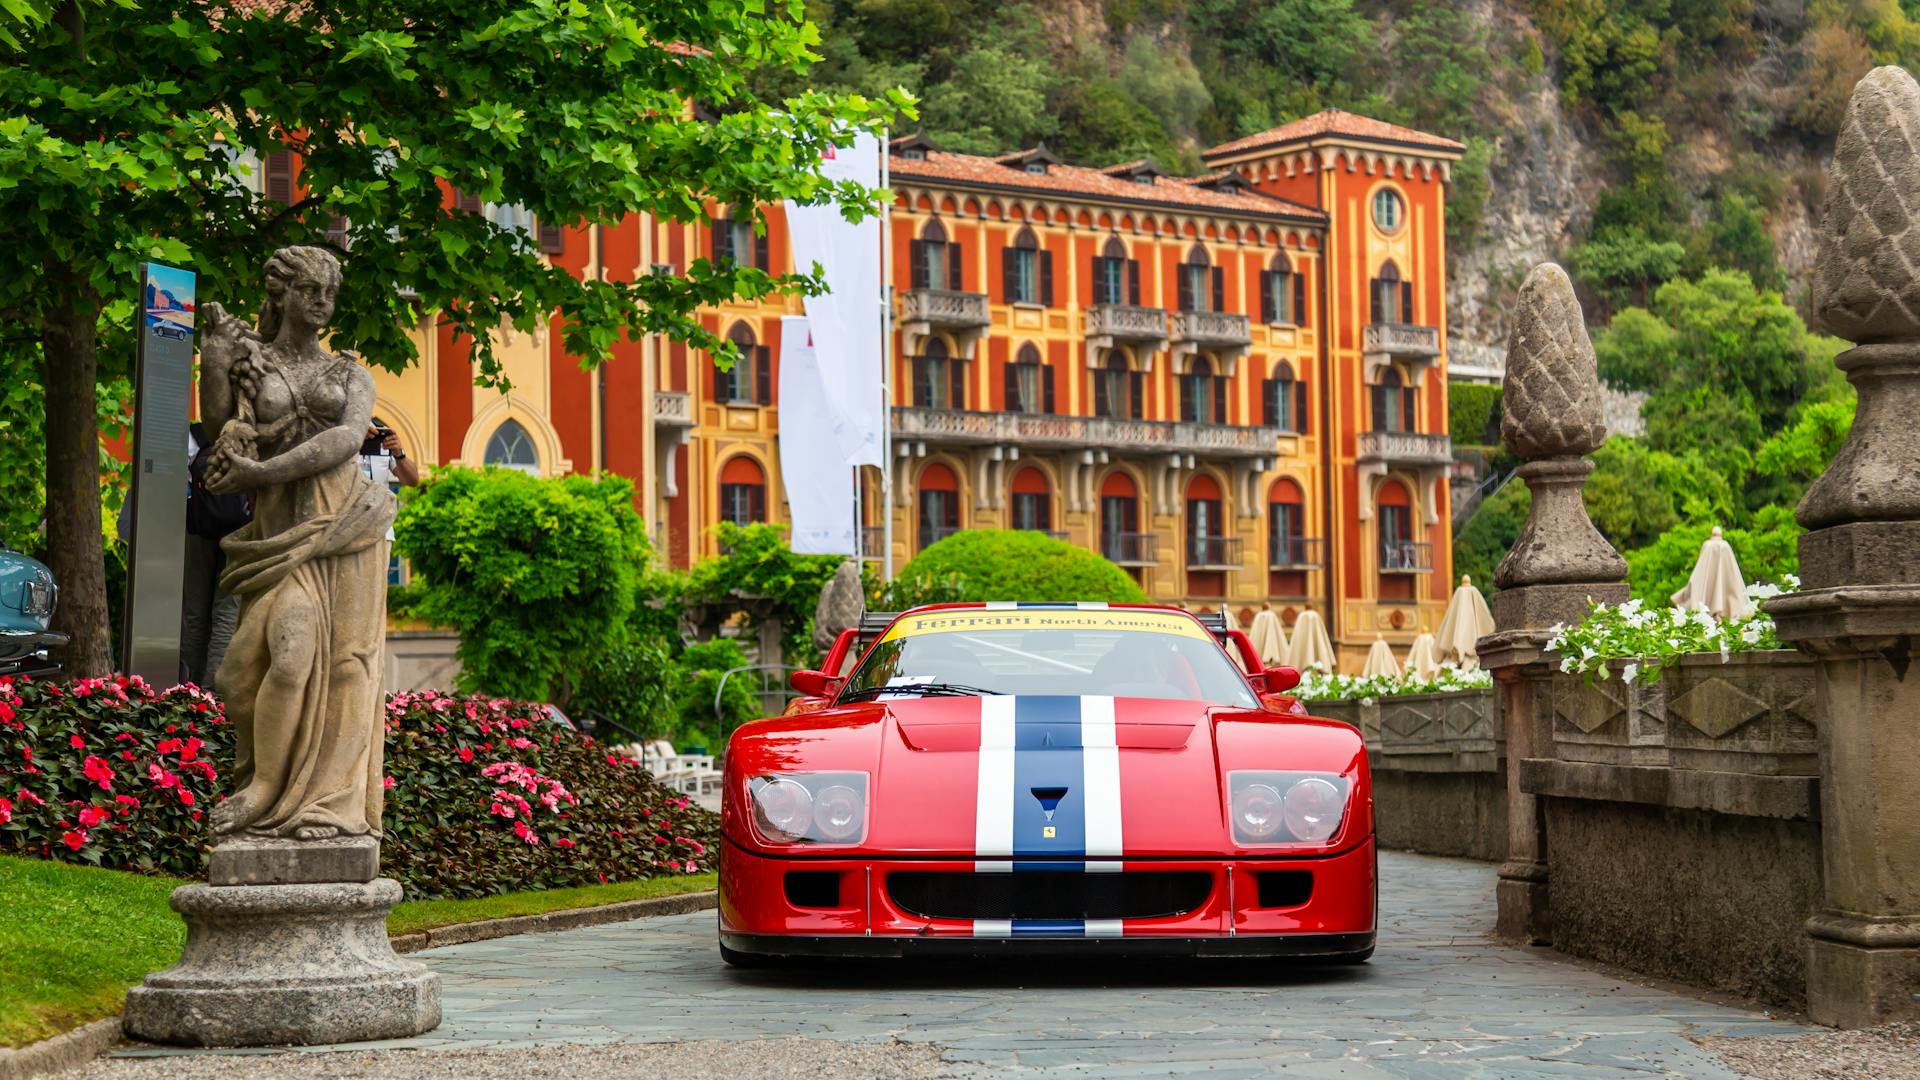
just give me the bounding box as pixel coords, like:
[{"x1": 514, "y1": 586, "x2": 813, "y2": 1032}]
[
  {"x1": 746, "y1": 772, "x2": 869, "y2": 845},
  {"x1": 1227, "y1": 771, "x2": 1351, "y2": 845}
]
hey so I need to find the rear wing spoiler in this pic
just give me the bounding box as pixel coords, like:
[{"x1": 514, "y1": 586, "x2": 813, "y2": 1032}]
[{"x1": 855, "y1": 610, "x2": 1233, "y2": 643}]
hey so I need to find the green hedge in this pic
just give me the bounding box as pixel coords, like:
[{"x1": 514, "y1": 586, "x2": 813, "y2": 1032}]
[
  {"x1": 1448, "y1": 382, "x2": 1502, "y2": 446},
  {"x1": 886, "y1": 530, "x2": 1147, "y2": 605}
]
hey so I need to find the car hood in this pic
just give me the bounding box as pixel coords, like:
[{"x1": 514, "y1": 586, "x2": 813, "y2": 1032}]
[{"x1": 723, "y1": 694, "x2": 1368, "y2": 858}]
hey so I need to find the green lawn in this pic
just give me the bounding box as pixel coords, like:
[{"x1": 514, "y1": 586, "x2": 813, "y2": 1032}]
[{"x1": 0, "y1": 855, "x2": 717, "y2": 1048}]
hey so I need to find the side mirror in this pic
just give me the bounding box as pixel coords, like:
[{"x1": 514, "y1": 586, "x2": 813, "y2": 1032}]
[
  {"x1": 1262, "y1": 665, "x2": 1301, "y2": 693},
  {"x1": 789, "y1": 669, "x2": 842, "y2": 699}
]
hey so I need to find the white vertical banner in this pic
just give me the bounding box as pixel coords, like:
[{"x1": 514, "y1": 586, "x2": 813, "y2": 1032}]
[
  {"x1": 785, "y1": 131, "x2": 884, "y2": 467},
  {"x1": 778, "y1": 316, "x2": 855, "y2": 555}
]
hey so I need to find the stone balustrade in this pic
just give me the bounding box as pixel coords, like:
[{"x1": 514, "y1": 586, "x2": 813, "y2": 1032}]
[
  {"x1": 891, "y1": 406, "x2": 1281, "y2": 459},
  {"x1": 653, "y1": 390, "x2": 692, "y2": 427},
  {"x1": 1356, "y1": 430, "x2": 1453, "y2": 467},
  {"x1": 1362, "y1": 322, "x2": 1442, "y2": 359},
  {"x1": 1169, "y1": 310, "x2": 1251, "y2": 351},
  {"x1": 899, "y1": 288, "x2": 990, "y2": 330},
  {"x1": 1085, "y1": 304, "x2": 1168, "y2": 344}
]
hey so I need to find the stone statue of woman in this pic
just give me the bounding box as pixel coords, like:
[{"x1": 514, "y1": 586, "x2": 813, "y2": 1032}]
[{"x1": 199, "y1": 245, "x2": 394, "y2": 842}]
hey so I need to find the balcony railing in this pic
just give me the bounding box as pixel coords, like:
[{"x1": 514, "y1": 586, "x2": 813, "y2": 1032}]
[
  {"x1": 1356, "y1": 430, "x2": 1453, "y2": 466},
  {"x1": 1380, "y1": 540, "x2": 1433, "y2": 573},
  {"x1": 1170, "y1": 310, "x2": 1252, "y2": 350},
  {"x1": 900, "y1": 288, "x2": 990, "y2": 330},
  {"x1": 1187, "y1": 535, "x2": 1242, "y2": 570},
  {"x1": 1101, "y1": 531, "x2": 1157, "y2": 567},
  {"x1": 918, "y1": 524, "x2": 961, "y2": 549},
  {"x1": 1268, "y1": 536, "x2": 1325, "y2": 569},
  {"x1": 1362, "y1": 322, "x2": 1441, "y2": 360},
  {"x1": 893, "y1": 407, "x2": 1280, "y2": 459},
  {"x1": 654, "y1": 390, "x2": 692, "y2": 427},
  {"x1": 1086, "y1": 304, "x2": 1168, "y2": 343}
]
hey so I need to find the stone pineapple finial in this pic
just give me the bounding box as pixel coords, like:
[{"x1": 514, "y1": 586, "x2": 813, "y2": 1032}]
[
  {"x1": 1493, "y1": 263, "x2": 1627, "y2": 591},
  {"x1": 1798, "y1": 65, "x2": 1920, "y2": 529}
]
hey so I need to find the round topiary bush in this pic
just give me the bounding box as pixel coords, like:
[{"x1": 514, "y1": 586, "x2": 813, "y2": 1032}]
[{"x1": 887, "y1": 530, "x2": 1148, "y2": 605}]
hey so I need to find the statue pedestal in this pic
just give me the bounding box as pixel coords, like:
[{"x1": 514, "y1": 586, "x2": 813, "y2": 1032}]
[{"x1": 122, "y1": 877, "x2": 440, "y2": 1046}]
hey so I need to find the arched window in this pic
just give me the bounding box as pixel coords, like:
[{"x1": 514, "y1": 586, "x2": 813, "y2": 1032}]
[
  {"x1": 483, "y1": 419, "x2": 539, "y2": 474},
  {"x1": 714, "y1": 322, "x2": 770, "y2": 405},
  {"x1": 1185, "y1": 473, "x2": 1228, "y2": 570},
  {"x1": 1268, "y1": 477, "x2": 1306, "y2": 568},
  {"x1": 718, "y1": 456, "x2": 767, "y2": 524},
  {"x1": 1099, "y1": 471, "x2": 1145, "y2": 564},
  {"x1": 1003, "y1": 225, "x2": 1052, "y2": 305},
  {"x1": 1092, "y1": 235, "x2": 1137, "y2": 306},
  {"x1": 1263, "y1": 359, "x2": 1304, "y2": 432},
  {"x1": 1182, "y1": 355, "x2": 1226, "y2": 425},
  {"x1": 1371, "y1": 259, "x2": 1412, "y2": 326},
  {"x1": 910, "y1": 218, "x2": 958, "y2": 292},
  {"x1": 1094, "y1": 349, "x2": 1142, "y2": 420},
  {"x1": 917, "y1": 462, "x2": 960, "y2": 549},
  {"x1": 1010, "y1": 466, "x2": 1051, "y2": 533},
  {"x1": 1370, "y1": 367, "x2": 1416, "y2": 433},
  {"x1": 1005, "y1": 342, "x2": 1052, "y2": 414},
  {"x1": 711, "y1": 205, "x2": 765, "y2": 271},
  {"x1": 911, "y1": 335, "x2": 965, "y2": 410},
  {"x1": 1179, "y1": 243, "x2": 1220, "y2": 313},
  {"x1": 1261, "y1": 252, "x2": 1305, "y2": 326}
]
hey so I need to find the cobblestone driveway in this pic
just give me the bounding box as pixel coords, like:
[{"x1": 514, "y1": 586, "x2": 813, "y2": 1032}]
[{"x1": 112, "y1": 852, "x2": 1808, "y2": 1078}]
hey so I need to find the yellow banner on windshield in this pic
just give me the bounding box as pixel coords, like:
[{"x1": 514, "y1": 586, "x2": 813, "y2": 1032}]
[{"x1": 881, "y1": 607, "x2": 1212, "y2": 642}]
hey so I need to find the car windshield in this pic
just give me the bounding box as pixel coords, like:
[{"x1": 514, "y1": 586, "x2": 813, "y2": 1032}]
[{"x1": 839, "y1": 608, "x2": 1257, "y2": 707}]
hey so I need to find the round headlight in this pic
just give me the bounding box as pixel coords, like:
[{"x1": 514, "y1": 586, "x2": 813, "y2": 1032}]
[
  {"x1": 751, "y1": 777, "x2": 813, "y2": 843},
  {"x1": 1282, "y1": 777, "x2": 1344, "y2": 843},
  {"x1": 811, "y1": 784, "x2": 864, "y2": 842},
  {"x1": 1232, "y1": 782, "x2": 1286, "y2": 841}
]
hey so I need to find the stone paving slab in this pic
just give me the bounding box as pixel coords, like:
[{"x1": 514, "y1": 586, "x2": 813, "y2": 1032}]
[{"x1": 106, "y1": 852, "x2": 1808, "y2": 1077}]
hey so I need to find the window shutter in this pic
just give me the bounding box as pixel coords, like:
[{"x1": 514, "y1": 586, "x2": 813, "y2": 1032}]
[
  {"x1": 537, "y1": 221, "x2": 565, "y2": 256},
  {"x1": 1213, "y1": 376, "x2": 1228, "y2": 424},
  {"x1": 950, "y1": 358, "x2": 966, "y2": 409},
  {"x1": 947, "y1": 243, "x2": 962, "y2": 291},
  {"x1": 1403, "y1": 387, "x2": 1417, "y2": 430},
  {"x1": 1177, "y1": 268, "x2": 1193, "y2": 313},
  {"x1": 1093, "y1": 368, "x2": 1110, "y2": 417},
  {"x1": 1127, "y1": 260, "x2": 1140, "y2": 305},
  {"x1": 1001, "y1": 247, "x2": 1015, "y2": 301},
  {"x1": 1262, "y1": 379, "x2": 1278, "y2": 426},
  {"x1": 912, "y1": 359, "x2": 931, "y2": 407},
  {"x1": 750, "y1": 484, "x2": 766, "y2": 523},
  {"x1": 1295, "y1": 382, "x2": 1310, "y2": 434},
  {"x1": 755, "y1": 229, "x2": 770, "y2": 273},
  {"x1": 1043, "y1": 364, "x2": 1056, "y2": 414},
  {"x1": 713, "y1": 219, "x2": 730, "y2": 265},
  {"x1": 909, "y1": 241, "x2": 929, "y2": 290},
  {"x1": 1371, "y1": 387, "x2": 1388, "y2": 432},
  {"x1": 265, "y1": 151, "x2": 294, "y2": 204},
  {"x1": 1129, "y1": 371, "x2": 1144, "y2": 418},
  {"x1": 1003, "y1": 359, "x2": 1020, "y2": 411},
  {"x1": 756, "y1": 345, "x2": 772, "y2": 405},
  {"x1": 1211, "y1": 266, "x2": 1225, "y2": 313},
  {"x1": 1260, "y1": 273, "x2": 1275, "y2": 324},
  {"x1": 1370, "y1": 280, "x2": 1384, "y2": 325},
  {"x1": 1401, "y1": 282, "x2": 1414, "y2": 325},
  {"x1": 1040, "y1": 251, "x2": 1054, "y2": 306},
  {"x1": 711, "y1": 357, "x2": 725, "y2": 403},
  {"x1": 1293, "y1": 273, "x2": 1306, "y2": 326}
]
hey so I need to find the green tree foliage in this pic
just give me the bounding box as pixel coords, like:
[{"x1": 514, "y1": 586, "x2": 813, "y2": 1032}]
[
  {"x1": 1453, "y1": 480, "x2": 1528, "y2": 601},
  {"x1": 2, "y1": 0, "x2": 902, "y2": 675},
  {"x1": 394, "y1": 469, "x2": 649, "y2": 708},
  {"x1": 893, "y1": 530, "x2": 1149, "y2": 604},
  {"x1": 1446, "y1": 382, "x2": 1502, "y2": 447},
  {"x1": 1570, "y1": 228, "x2": 1687, "y2": 311},
  {"x1": 683, "y1": 522, "x2": 850, "y2": 667},
  {"x1": 1750, "y1": 397, "x2": 1857, "y2": 511},
  {"x1": 671, "y1": 638, "x2": 761, "y2": 752},
  {"x1": 1624, "y1": 508, "x2": 1802, "y2": 605}
]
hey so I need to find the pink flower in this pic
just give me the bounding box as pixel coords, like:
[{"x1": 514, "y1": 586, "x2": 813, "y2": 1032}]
[
  {"x1": 77, "y1": 806, "x2": 107, "y2": 828},
  {"x1": 147, "y1": 763, "x2": 177, "y2": 790},
  {"x1": 61, "y1": 830, "x2": 86, "y2": 850},
  {"x1": 16, "y1": 788, "x2": 44, "y2": 807},
  {"x1": 68, "y1": 734, "x2": 85, "y2": 750},
  {"x1": 490, "y1": 802, "x2": 515, "y2": 819},
  {"x1": 82, "y1": 755, "x2": 115, "y2": 790},
  {"x1": 0, "y1": 797, "x2": 11, "y2": 825},
  {"x1": 512, "y1": 820, "x2": 539, "y2": 845},
  {"x1": 382, "y1": 776, "x2": 395, "y2": 790},
  {"x1": 458, "y1": 747, "x2": 474, "y2": 763}
]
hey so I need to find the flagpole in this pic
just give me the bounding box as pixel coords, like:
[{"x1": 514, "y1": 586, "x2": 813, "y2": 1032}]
[{"x1": 879, "y1": 127, "x2": 895, "y2": 582}]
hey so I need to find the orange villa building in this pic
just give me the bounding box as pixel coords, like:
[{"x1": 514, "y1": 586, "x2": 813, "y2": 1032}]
[{"x1": 361, "y1": 110, "x2": 1464, "y2": 665}]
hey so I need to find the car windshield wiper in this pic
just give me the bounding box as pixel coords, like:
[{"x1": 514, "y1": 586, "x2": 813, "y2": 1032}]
[{"x1": 839, "y1": 682, "x2": 1005, "y2": 702}]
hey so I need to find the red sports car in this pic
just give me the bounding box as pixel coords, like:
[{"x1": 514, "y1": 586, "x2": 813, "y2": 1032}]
[{"x1": 717, "y1": 602, "x2": 1375, "y2": 963}]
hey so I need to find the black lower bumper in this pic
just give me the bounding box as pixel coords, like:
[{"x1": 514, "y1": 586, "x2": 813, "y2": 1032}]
[{"x1": 721, "y1": 930, "x2": 1374, "y2": 960}]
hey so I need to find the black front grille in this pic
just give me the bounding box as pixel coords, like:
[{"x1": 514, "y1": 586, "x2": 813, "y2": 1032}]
[{"x1": 888, "y1": 871, "x2": 1212, "y2": 922}]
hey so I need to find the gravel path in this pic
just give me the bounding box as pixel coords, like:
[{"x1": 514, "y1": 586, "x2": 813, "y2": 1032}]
[
  {"x1": 80, "y1": 1040, "x2": 949, "y2": 1079},
  {"x1": 1699, "y1": 1021, "x2": 1920, "y2": 1080}
]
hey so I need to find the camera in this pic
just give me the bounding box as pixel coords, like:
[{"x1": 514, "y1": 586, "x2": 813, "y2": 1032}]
[{"x1": 360, "y1": 425, "x2": 393, "y2": 456}]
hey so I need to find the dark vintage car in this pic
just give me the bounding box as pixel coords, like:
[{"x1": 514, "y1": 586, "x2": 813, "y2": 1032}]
[{"x1": 0, "y1": 547, "x2": 65, "y2": 678}]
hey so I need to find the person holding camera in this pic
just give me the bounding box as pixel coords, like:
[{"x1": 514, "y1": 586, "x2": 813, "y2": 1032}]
[{"x1": 359, "y1": 423, "x2": 420, "y2": 491}]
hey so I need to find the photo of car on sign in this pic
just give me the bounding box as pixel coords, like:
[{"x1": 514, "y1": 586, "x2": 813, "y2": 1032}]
[{"x1": 717, "y1": 602, "x2": 1376, "y2": 964}]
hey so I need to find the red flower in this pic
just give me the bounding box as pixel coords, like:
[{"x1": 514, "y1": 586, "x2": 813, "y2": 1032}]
[
  {"x1": 555, "y1": 838, "x2": 576, "y2": 849},
  {"x1": 16, "y1": 788, "x2": 44, "y2": 807},
  {"x1": 61, "y1": 830, "x2": 86, "y2": 850},
  {"x1": 458, "y1": 747, "x2": 474, "y2": 764},
  {"x1": 382, "y1": 776, "x2": 395, "y2": 790},
  {"x1": 82, "y1": 755, "x2": 115, "y2": 790},
  {"x1": 490, "y1": 802, "x2": 514, "y2": 819},
  {"x1": 77, "y1": 806, "x2": 108, "y2": 828},
  {"x1": 147, "y1": 763, "x2": 177, "y2": 789},
  {"x1": 68, "y1": 734, "x2": 85, "y2": 750},
  {"x1": 191, "y1": 810, "x2": 202, "y2": 821},
  {"x1": 121, "y1": 749, "x2": 135, "y2": 761},
  {"x1": 178, "y1": 788, "x2": 195, "y2": 808},
  {"x1": 180, "y1": 737, "x2": 204, "y2": 762},
  {"x1": 0, "y1": 797, "x2": 11, "y2": 825},
  {"x1": 512, "y1": 820, "x2": 539, "y2": 845}
]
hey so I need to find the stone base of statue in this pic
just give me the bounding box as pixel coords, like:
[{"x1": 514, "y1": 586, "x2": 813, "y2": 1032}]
[{"x1": 122, "y1": 876, "x2": 440, "y2": 1046}]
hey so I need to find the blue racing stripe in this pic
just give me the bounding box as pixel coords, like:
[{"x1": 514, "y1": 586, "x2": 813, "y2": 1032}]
[
  {"x1": 1011, "y1": 919, "x2": 1085, "y2": 935},
  {"x1": 1011, "y1": 696, "x2": 1086, "y2": 873}
]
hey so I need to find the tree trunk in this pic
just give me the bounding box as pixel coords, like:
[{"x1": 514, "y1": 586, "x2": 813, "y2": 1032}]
[{"x1": 41, "y1": 299, "x2": 113, "y2": 677}]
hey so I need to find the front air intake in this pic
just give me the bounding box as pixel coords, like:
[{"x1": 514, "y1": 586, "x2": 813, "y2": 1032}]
[{"x1": 887, "y1": 871, "x2": 1212, "y2": 922}]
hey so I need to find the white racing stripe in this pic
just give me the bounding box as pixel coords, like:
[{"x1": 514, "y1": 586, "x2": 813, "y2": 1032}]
[
  {"x1": 1081, "y1": 695, "x2": 1123, "y2": 868},
  {"x1": 974, "y1": 919, "x2": 1013, "y2": 938},
  {"x1": 1075, "y1": 601, "x2": 1110, "y2": 610},
  {"x1": 1084, "y1": 919, "x2": 1124, "y2": 937},
  {"x1": 973, "y1": 695, "x2": 1016, "y2": 877},
  {"x1": 984, "y1": 600, "x2": 1018, "y2": 610}
]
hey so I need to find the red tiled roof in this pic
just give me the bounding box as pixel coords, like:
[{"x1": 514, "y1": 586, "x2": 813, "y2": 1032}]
[
  {"x1": 1203, "y1": 109, "x2": 1464, "y2": 161},
  {"x1": 889, "y1": 148, "x2": 1326, "y2": 224}
]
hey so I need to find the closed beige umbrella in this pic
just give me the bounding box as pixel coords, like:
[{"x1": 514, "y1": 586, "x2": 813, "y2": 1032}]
[
  {"x1": 1361, "y1": 636, "x2": 1400, "y2": 679},
  {"x1": 1404, "y1": 633, "x2": 1442, "y2": 679},
  {"x1": 1435, "y1": 574, "x2": 1497, "y2": 671},
  {"x1": 1671, "y1": 526, "x2": 1755, "y2": 620},
  {"x1": 1247, "y1": 606, "x2": 1289, "y2": 665},
  {"x1": 1286, "y1": 609, "x2": 1336, "y2": 673}
]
